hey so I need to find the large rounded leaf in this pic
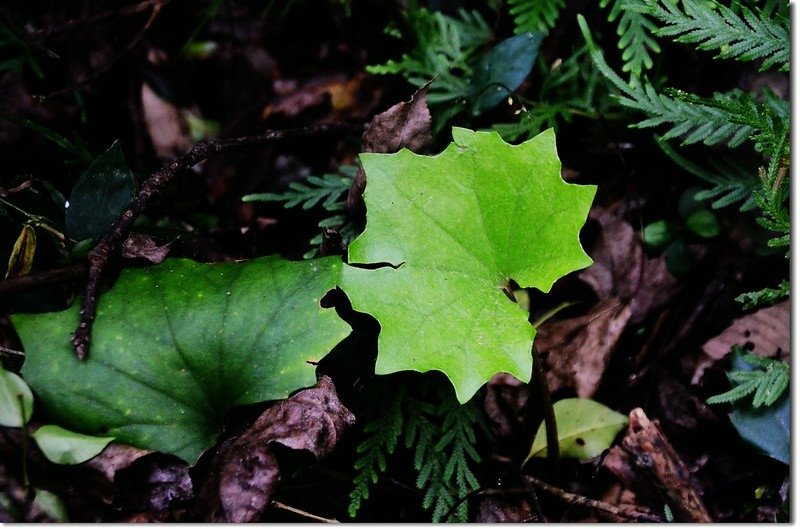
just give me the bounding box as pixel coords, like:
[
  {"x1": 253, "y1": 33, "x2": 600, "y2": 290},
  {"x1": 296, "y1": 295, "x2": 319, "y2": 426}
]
[
  {"x1": 13, "y1": 256, "x2": 349, "y2": 463},
  {"x1": 341, "y1": 128, "x2": 596, "y2": 402}
]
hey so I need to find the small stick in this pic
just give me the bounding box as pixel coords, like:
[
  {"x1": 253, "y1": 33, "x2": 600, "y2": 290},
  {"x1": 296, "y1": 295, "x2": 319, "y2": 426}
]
[
  {"x1": 71, "y1": 122, "x2": 364, "y2": 359},
  {"x1": 0, "y1": 263, "x2": 87, "y2": 297},
  {"x1": 271, "y1": 501, "x2": 339, "y2": 523},
  {"x1": 523, "y1": 475, "x2": 662, "y2": 523},
  {"x1": 0, "y1": 346, "x2": 25, "y2": 360}
]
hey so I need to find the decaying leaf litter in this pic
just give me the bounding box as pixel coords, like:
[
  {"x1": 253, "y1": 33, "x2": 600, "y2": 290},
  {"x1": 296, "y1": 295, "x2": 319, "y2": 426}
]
[{"x1": 0, "y1": 1, "x2": 789, "y2": 522}]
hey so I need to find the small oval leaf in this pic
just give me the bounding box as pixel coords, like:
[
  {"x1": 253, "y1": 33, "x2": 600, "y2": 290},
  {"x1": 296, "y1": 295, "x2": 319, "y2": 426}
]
[
  {"x1": 5, "y1": 224, "x2": 36, "y2": 279},
  {"x1": 33, "y1": 425, "x2": 114, "y2": 465},
  {"x1": 0, "y1": 366, "x2": 33, "y2": 427},
  {"x1": 525, "y1": 398, "x2": 627, "y2": 463}
]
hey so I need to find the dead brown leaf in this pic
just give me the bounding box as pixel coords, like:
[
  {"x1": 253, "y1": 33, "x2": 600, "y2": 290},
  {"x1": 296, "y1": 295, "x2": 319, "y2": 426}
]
[
  {"x1": 347, "y1": 84, "x2": 432, "y2": 210},
  {"x1": 579, "y1": 209, "x2": 679, "y2": 324},
  {"x1": 536, "y1": 299, "x2": 632, "y2": 397},
  {"x1": 196, "y1": 376, "x2": 354, "y2": 522},
  {"x1": 693, "y1": 299, "x2": 789, "y2": 384},
  {"x1": 477, "y1": 497, "x2": 533, "y2": 522},
  {"x1": 608, "y1": 408, "x2": 712, "y2": 522},
  {"x1": 484, "y1": 373, "x2": 531, "y2": 441},
  {"x1": 121, "y1": 232, "x2": 171, "y2": 263},
  {"x1": 141, "y1": 83, "x2": 193, "y2": 159}
]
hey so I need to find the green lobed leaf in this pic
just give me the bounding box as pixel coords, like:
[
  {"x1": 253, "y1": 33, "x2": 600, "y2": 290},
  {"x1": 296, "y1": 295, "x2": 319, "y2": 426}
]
[
  {"x1": 13, "y1": 256, "x2": 349, "y2": 463},
  {"x1": 0, "y1": 365, "x2": 33, "y2": 427},
  {"x1": 65, "y1": 141, "x2": 136, "y2": 243},
  {"x1": 525, "y1": 398, "x2": 627, "y2": 463},
  {"x1": 33, "y1": 424, "x2": 114, "y2": 465},
  {"x1": 340, "y1": 128, "x2": 595, "y2": 402}
]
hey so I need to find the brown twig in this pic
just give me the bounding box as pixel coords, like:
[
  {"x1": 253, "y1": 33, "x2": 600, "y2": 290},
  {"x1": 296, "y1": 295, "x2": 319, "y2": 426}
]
[
  {"x1": 71, "y1": 121, "x2": 365, "y2": 359},
  {"x1": 271, "y1": 501, "x2": 339, "y2": 523},
  {"x1": 36, "y1": 1, "x2": 166, "y2": 100},
  {"x1": 26, "y1": 0, "x2": 167, "y2": 39},
  {"x1": 0, "y1": 263, "x2": 87, "y2": 297},
  {"x1": 523, "y1": 475, "x2": 662, "y2": 523}
]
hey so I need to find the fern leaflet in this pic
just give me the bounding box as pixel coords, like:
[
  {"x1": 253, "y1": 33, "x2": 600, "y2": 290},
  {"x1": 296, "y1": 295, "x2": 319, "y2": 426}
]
[
  {"x1": 508, "y1": 0, "x2": 565, "y2": 33},
  {"x1": 707, "y1": 348, "x2": 789, "y2": 408},
  {"x1": 735, "y1": 280, "x2": 789, "y2": 310},
  {"x1": 348, "y1": 385, "x2": 406, "y2": 518},
  {"x1": 349, "y1": 378, "x2": 487, "y2": 522},
  {"x1": 601, "y1": 0, "x2": 661, "y2": 78},
  {"x1": 642, "y1": 0, "x2": 789, "y2": 72}
]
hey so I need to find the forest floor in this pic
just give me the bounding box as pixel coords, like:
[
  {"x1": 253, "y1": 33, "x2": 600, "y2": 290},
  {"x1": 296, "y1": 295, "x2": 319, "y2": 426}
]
[{"x1": 0, "y1": 0, "x2": 790, "y2": 523}]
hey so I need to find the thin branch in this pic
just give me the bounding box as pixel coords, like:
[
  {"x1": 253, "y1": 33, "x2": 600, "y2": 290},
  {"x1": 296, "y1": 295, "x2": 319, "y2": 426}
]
[
  {"x1": 0, "y1": 346, "x2": 25, "y2": 360},
  {"x1": 36, "y1": 1, "x2": 166, "y2": 100},
  {"x1": 523, "y1": 475, "x2": 662, "y2": 522},
  {"x1": 0, "y1": 263, "x2": 87, "y2": 297},
  {"x1": 71, "y1": 121, "x2": 365, "y2": 359},
  {"x1": 271, "y1": 501, "x2": 339, "y2": 523}
]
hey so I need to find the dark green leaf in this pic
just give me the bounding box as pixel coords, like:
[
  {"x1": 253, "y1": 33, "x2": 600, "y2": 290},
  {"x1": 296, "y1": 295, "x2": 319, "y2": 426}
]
[
  {"x1": 685, "y1": 209, "x2": 720, "y2": 238},
  {"x1": 643, "y1": 220, "x2": 677, "y2": 248},
  {"x1": 65, "y1": 141, "x2": 136, "y2": 243},
  {"x1": 13, "y1": 256, "x2": 349, "y2": 463},
  {"x1": 470, "y1": 32, "x2": 543, "y2": 114}
]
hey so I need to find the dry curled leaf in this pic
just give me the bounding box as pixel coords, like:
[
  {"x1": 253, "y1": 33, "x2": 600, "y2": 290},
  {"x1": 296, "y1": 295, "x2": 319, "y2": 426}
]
[
  {"x1": 477, "y1": 497, "x2": 533, "y2": 522},
  {"x1": 121, "y1": 232, "x2": 172, "y2": 264},
  {"x1": 141, "y1": 83, "x2": 193, "y2": 159},
  {"x1": 693, "y1": 299, "x2": 789, "y2": 384},
  {"x1": 579, "y1": 209, "x2": 678, "y2": 324},
  {"x1": 536, "y1": 299, "x2": 632, "y2": 397},
  {"x1": 347, "y1": 84, "x2": 432, "y2": 210},
  {"x1": 197, "y1": 376, "x2": 354, "y2": 522},
  {"x1": 484, "y1": 373, "x2": 531, "y2": 442}
]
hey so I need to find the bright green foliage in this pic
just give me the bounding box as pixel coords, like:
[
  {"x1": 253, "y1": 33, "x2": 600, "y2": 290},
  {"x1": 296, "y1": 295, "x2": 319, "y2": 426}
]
[
  {"x1": 579, "y1": 11, "x2": 789, "y2": 306},
  {"x1": 13, "y1": 256, "x2": 349, "y2": 463},
  {"x1": 368, "y1": 9, "x2": 540, "y2": 130},
  {"x1": 579, "y1": 16, "x2": 788, "y2": 151},
  {"x1": 32, "y1": 425, "x2": 114, "y2": 465},
  {"x1": 735, "y1": 280, "x2": 789, "y2": 310},
  {"x1": 601, "y1": 0, "x2": 660, "y2": 78},
  {"x1": 368, "y1": 8, "x2": 491, "y2": 108},
  {"x1": 341, "y1": 128, "x2": 596, "y2": 402},
  {"x1": 0, "y1": 365, "x2": 33, "y2": 427},
  {"x1": 525, "y1": 398, "x2": 628, "y2": 463},
  {"x1": 242, "y1": 164, "x2": 359, "y2": 258},
  {"x1": 349, "y1": 381, "x2": 486, "y2": 522},
  {"x1": 642, "y1": 0, "x2": 789, "y2": 72},
  {"x1": 508, "y1": 0, "x2": 565, "y2": 33},
  {"x1": 707, "y1": 347, "x2": 789, "y2": 408}
]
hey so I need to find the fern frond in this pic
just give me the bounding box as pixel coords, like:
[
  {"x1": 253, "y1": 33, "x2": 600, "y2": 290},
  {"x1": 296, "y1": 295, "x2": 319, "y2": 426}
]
[
  {"x1": 707, "y1": 348, "x2": 789, "y2": 408},
  {"x1": 643, "y1": 0, "x2": 789, "y2": 72},
  {"x1": 348, "y1": 385, "x2": 407, "y2": 518},
  {"x1": 578, "y1": 16, "x2": 788, "y2": 151},
  {"x1": 601, "y1": 0, "x2": 661, "y2": 77},
  {"x1": 735, "y1": 279, "x2": 789, "y2": 310},
  {"x1": 404, "y1": 387, "x2": 485, "y2": 522},
  {"x1": 242, "y1": 165, "x2": 355, "y2": 210},
  {"x1": 655, "y1": 137, "x2": 758, "y2": 211},
  {"x1": 508, "y1": 0, "x2": 565, "y2": 33},
  {"x1": 368, "y1": 8, "x2": 490, "y2": 106}
]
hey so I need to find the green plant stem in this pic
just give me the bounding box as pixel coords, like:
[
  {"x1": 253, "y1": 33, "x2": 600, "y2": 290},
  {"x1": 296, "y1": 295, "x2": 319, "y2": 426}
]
[{"x1": 530, "y1": 344, "x2": 558, "y2": 476}]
